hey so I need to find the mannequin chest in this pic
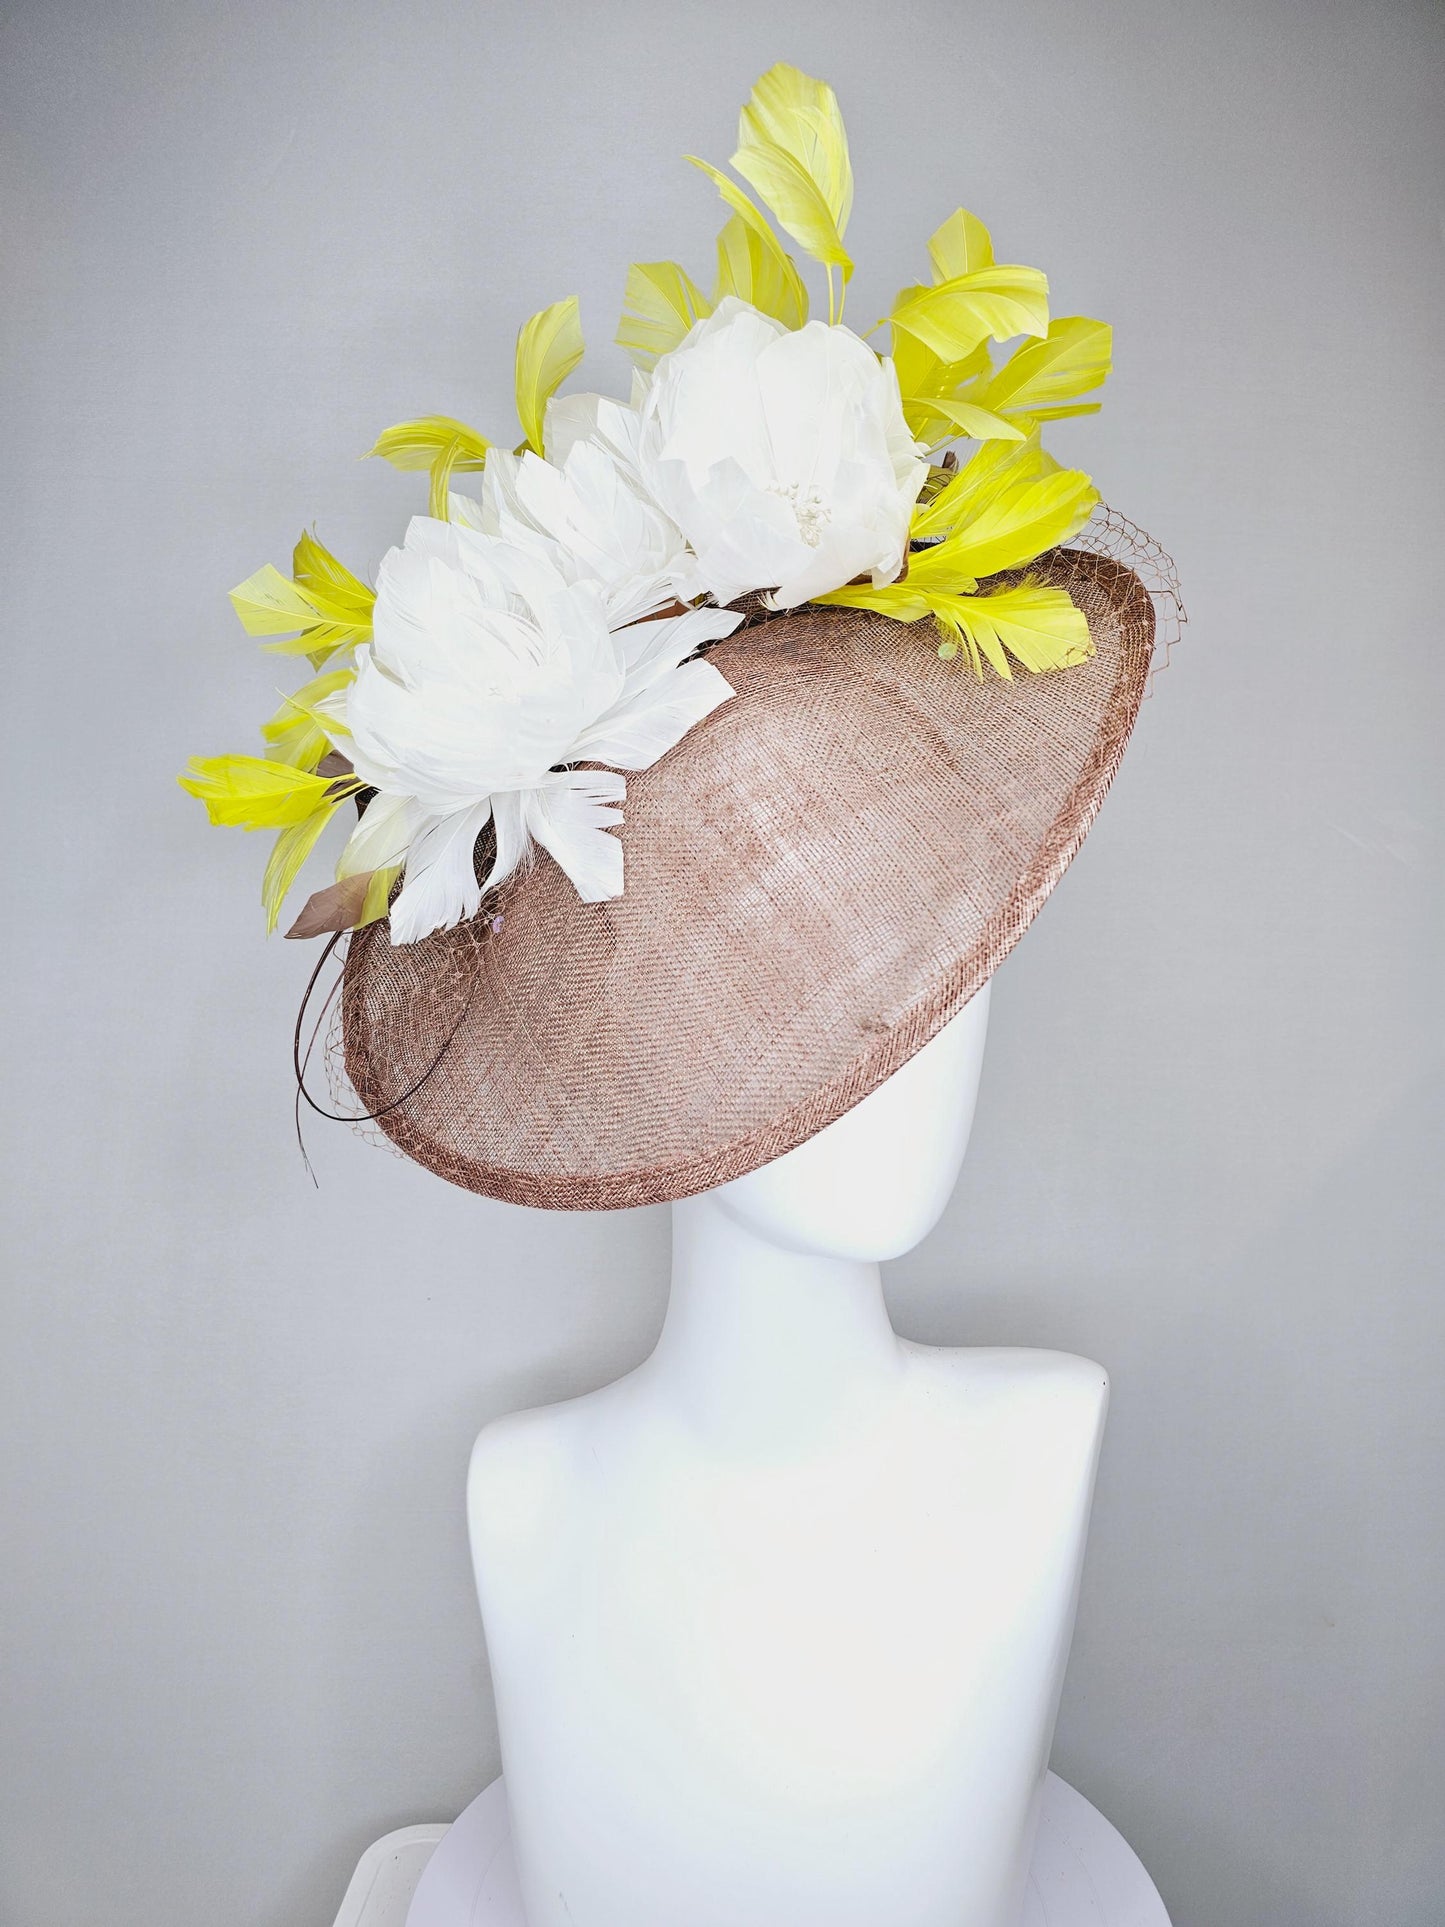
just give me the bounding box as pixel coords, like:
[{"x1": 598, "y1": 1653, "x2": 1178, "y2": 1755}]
[{"x1": 469, "y1": 1348, "x2": 1106, "y2": 1794}]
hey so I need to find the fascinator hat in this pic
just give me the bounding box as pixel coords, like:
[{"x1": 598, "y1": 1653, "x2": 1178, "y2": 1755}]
[{"x1": 181, "y1": 64, "x2": 1179, "y2": 1208}]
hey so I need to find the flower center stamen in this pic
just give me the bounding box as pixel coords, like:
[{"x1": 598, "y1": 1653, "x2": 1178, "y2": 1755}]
[{"x1": 767, "y1": 479, "x2": 833, "y2": 548}]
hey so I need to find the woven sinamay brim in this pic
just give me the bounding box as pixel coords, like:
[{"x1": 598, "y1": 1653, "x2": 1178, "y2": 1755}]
[{"x1": 341, "y1": 549, "x2": 1155, "y2": 1209}]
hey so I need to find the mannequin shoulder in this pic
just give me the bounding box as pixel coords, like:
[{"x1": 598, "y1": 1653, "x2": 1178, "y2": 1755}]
[
  {"x1": 467, "y1": 1398, "x2": 595, "y2": 1552},
  {"x1": 903, "y1": 1344, "x2": 1109, "y2": 1441}
]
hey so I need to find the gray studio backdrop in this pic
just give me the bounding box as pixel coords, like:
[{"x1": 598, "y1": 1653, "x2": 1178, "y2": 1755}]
[{"x1": 2, "y1": 2, "x2": 1440, "y2": 1923}]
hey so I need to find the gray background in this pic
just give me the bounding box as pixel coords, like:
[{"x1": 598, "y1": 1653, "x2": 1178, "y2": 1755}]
[{"x1": 2, "y1": 1, "x2": 1440, "y2": 1922}]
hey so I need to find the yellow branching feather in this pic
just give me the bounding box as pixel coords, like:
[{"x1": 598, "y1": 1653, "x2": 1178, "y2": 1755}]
[
  {"x1": 893, "y1": 217, "x2": 1047, "y2": 444},
  {"x1": 892, "y1": 326, "x2": 987, "y2": 400},
  {"x1": 617, "y1": 261, "x2": 712, "y2": 369},
  {"x1": 515, "y1": 296, "x2": 585, "y2": 455},
  {"x1": 819, "y1": 424, "x2": 1099, "y2": 677}
]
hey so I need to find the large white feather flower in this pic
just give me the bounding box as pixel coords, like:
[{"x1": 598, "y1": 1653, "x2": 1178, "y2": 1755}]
[
  {"x1": 635, "y1": 298, "x2": 928, "y2": 610},
  {"x1": 322, "y1": 517, "x2": 739, "y2": 944}
]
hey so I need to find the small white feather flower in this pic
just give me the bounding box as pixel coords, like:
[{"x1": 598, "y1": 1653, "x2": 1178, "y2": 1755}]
[
  {"x1": 323, "y1": 518, "x2": 738, "y2": 944},
  {"x1": 453, "y1": 391, "x2": 694, "y2": 629},
  {"x1": 635, "y1": 298, "x2": 928, "y2": 610}
]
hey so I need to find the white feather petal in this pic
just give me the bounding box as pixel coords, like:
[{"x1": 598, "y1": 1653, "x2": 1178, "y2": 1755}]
[
  {"x1": 523, "y1": 771, "x2": 626, "y2": 902},
  {"x1": 388, "y1": 799, "x2": 494, "y2": 945},
  {"x1": 336, "y1": 790, "x2": 416, "y2": 879},
  {"x1": 614, "y1": 604, "x2": 742, "y2": 692},
  {"x1": 572, "y1": 658, "x2": 734, "y2": 771},
  {"x1": 478, "y1": 790, "x2": 530, "y2": 898}
]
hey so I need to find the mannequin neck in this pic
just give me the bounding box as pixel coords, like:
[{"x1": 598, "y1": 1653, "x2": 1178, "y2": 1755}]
[{"x1": 645, "y1": 1193, "x2": 904, "y2": 1454}]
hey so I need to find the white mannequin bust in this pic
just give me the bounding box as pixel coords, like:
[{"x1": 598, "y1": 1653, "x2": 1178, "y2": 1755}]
[{"x1": 467, "y1": 982, "x2": 1109, "y2": 1927}]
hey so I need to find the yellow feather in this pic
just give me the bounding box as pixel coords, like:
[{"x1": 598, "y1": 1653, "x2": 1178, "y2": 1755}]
[
  {"x1": 684, "y1": 156, "x2": 812, "y2": 318},
  {"x1": 368, "y1": 418, "x2": 492, "y2": 531},
  {"x1": 617, "y1": 261, "x2": 712, "y2": 369},
  {"x1": 731, "y1": 141, "x2": 853, "y2": 282},
  {"x1": 905, "y1": 396, "x2": 1025, "y2": 444},
  {"x1": 228, "y1": 564, "x2": 319, "y2": 637},
  {"x1": 262, "y1": 805, "x2": 338, "y2": 933},
  {"x1": 909, "y1": 433, "x2": 1060, "y2": 540},
  {"x1": 427, "y1": 438, "x2": 467, "y2": 520},
  {"x1": 928, "y1": 583, "x2": 1095, "y2": 677},
  {"x1": 292, "y1": 531, "x2": 372, "y2": 613},
  {"x1": 888, "y1": 266, "x2": 1049, "y2": 363},
  {"x1": 974, "y1": 316, "x2": 1112, "y2": 423},
  {"x1": 367, "y1": 415, "x2": 491, "y2": 473},
  {"x1": 356, "y1": 863, "x2": 401, "y2": 929},
  {"x1": 894, "y1": 334, "x2": 996, "y2": 446},
  {"x1": 685, "y1": 155, "x2": 762, "y2": 232},
  {"x1": 515, "y1": 296, "x2": 585, "y2": 455},
  {"x1": 909, "y1": 467, "x2": 1098, "y2": 581},
  {"x1": 731, "y1": 63, "x2": 854, "y2": 285},
  {"x1": 229, "y1": 536, "x2": 374, "y2": 665},
  {"x1": 812, "y1": 581, "x2": 933, "y2": 622},
  {"x1": 891, "y1": 216, "x2": 1011, "y2": 440},
  {"x1": 833, "y1": 432, "x2": 1104, "y2": 657},
  {"x1": 815, "y1": 578, "x2": 1092, "y2": 679},
  {"x1": 260, "y1": 666, "x2": 354, "y2": 770},
  {"x1": 178, "y1": 755, "x2": 358, "y2": 830},
  {"x1": 927, "y1": 209, "x2": 994, "y2": 283},
  {"x1": 712, "y1": 214, "x2": 807, "y2": 329}
]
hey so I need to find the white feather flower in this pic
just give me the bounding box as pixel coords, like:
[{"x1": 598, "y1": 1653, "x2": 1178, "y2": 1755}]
[
  {"x1": 635, "y1": 298, "x2": 928, "y2": 609},
  {"x1": 322, "y1": 518, "x2": 739, "y2": 944},
  {"x1": 446, "y1": 392, "x2": 694, "y2": 629}
]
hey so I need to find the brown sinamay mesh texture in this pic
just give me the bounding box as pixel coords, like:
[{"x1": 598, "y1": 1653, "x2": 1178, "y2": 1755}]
[{"x1": 341, "y1": 547, "x2": 1155, "y2": 1209}]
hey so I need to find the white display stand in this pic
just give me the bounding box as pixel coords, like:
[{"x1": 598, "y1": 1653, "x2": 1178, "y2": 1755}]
[
  {"x1": 331, "y1": 1772, "x2": 1169, "y2": 1927},
  {"x1": 332, "y1": 1824, "x2": 448, "y2": 1927}
]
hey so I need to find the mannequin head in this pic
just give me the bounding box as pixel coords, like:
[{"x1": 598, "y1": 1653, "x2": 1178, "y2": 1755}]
[{"x1": 710, "y1": 985, "x2": 991, "y2": 1264}]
